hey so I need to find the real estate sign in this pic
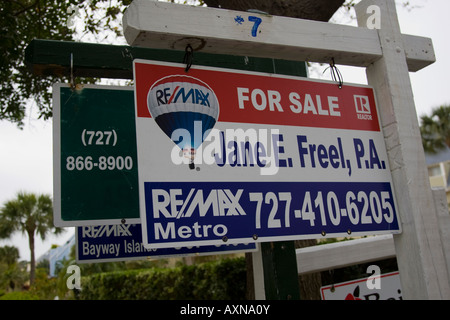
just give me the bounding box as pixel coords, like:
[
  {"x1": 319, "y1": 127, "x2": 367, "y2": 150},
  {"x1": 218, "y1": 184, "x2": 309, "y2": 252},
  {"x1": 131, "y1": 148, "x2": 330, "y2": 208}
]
[
  {"x1": 76, "y1": 223, "x2": 256, "y2": 263},
  {"x1": 53, "y1": 84, "x2": 140, "y2": 227},
  {"x1": 133, "y1": 60, "x2": 401, "y2": 249}
]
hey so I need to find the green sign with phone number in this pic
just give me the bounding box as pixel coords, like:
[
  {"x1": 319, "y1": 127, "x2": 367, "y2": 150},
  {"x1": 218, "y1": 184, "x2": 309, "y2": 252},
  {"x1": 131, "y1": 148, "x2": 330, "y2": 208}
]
[{"x1": 53, "y1": 84, "x2": 140, "y2": 227}]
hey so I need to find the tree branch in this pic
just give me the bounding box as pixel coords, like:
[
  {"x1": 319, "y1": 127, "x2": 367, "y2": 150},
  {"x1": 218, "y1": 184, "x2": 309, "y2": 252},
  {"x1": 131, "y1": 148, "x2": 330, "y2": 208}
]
[
  {"x1": 12, "y1": 0, "x2": 40, "y2": 16},
  {"x1": 203, "y1": 0, "x2": 345, "y2": 21}
]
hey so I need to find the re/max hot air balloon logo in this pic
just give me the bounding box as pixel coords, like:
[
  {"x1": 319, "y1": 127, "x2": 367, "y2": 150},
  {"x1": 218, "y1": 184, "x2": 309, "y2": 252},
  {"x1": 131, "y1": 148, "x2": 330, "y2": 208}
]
[{"x1": 147, "y1": 75, "x2": 219, "y2": 170}]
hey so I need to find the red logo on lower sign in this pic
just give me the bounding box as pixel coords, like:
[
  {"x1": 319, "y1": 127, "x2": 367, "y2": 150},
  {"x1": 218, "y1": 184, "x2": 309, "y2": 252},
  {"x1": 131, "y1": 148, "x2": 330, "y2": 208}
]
[{"x1": 344, "y1": 286, "x2": 363, "y2": 300}]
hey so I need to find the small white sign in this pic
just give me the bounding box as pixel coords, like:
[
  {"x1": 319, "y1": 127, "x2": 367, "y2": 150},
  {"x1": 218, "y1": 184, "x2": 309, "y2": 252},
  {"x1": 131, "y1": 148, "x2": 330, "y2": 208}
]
[{"x1": 321, "y1": 271, "x2": 403, "y2": 300}]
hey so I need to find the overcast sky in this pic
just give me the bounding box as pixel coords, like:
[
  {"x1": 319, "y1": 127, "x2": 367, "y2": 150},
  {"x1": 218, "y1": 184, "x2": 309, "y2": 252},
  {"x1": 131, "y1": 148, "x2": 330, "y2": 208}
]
[{"x1": 0, "y1": 0, "x2": 448, "y2": 261}]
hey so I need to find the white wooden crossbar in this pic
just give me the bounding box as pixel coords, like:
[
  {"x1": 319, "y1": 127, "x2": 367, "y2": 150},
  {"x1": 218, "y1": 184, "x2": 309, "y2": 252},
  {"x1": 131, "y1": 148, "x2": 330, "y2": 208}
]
[
  {"x1": 123, "y1": 0, "x2": 434, "y2": 72},
  {"x1": 296, "y1": 235, "x2": 396, "y2": 275}
]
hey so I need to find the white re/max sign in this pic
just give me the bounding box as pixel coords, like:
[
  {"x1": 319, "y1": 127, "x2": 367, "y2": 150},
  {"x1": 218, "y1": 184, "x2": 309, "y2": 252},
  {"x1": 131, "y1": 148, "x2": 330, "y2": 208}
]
[
  {"x1": 134, "y1": 60, "x2": 401, "y2": 249},
  {"x1": 321, "y1": 271, "x2": 402, "y2": 300}
]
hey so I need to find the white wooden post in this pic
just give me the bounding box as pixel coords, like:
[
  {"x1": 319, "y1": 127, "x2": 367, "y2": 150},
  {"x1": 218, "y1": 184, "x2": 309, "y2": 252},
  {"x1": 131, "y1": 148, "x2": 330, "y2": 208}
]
[
  {"x1": 432, "y1": 188, "x2": 450, "y2": 281},
  {"x1": 251, "y1": 243, "x2": 266, "y2": 299},
  {"x1": 356, "y1": 0, "x2": 450, "y2": 299}
]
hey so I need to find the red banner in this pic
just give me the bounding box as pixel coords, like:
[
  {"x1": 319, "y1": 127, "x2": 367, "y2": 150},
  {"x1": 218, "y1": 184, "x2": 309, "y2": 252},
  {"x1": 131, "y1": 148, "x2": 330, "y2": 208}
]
[{"x1": 134, "y1": 61, "x2": 380, "y2": 132}]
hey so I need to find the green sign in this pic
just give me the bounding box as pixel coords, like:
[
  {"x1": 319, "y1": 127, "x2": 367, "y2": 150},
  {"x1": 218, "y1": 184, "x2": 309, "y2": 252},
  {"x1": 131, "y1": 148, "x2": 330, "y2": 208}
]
[{"x1": 53, "y1": 84, "x2": 139, "y2": 227}]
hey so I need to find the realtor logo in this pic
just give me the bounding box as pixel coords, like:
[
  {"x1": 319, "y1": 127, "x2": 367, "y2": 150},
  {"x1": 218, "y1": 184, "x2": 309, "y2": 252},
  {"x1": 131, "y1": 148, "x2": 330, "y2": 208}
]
[{"x1": 354, "y1": 95, "x2": 372, "y2": 120}]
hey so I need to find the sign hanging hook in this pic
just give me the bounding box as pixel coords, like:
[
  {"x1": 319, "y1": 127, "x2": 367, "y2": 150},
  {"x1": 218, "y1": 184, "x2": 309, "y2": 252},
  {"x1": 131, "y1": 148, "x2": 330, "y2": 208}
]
[
  {"x1": 324, "y1": 58, "x2": 344, "y2": 89},
  {"x1": 69, "y1": 52, "x2": 75, "y2": 89},
  {"x1": 69, "y1": 52, "x2": 81, "y2": 90},
  {"x1": 183, "y1": 44, "x2": 194, "y2": 72}
]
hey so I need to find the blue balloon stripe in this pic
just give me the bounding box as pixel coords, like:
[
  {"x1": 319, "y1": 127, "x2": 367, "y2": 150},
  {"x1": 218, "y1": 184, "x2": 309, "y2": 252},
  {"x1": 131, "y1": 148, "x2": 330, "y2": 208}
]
[{"x1": 155, "y1": 112, "x2": 216, "y2": 150}]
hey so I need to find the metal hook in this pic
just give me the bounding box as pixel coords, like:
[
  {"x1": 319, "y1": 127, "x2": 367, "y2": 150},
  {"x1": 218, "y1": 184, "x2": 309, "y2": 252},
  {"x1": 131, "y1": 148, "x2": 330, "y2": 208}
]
[
  {"x1": 183, "y1": 44, "x2": 194, "y2": 72},
  {"x1": 70, "y1": 53, "x2": 75, "y2": 89},
  {"x1": 323, "y1": 58, "x2": 343, "y2": 89},
  {"x1": 329, "y1": 58, "x2": 343, "y2": 89}
]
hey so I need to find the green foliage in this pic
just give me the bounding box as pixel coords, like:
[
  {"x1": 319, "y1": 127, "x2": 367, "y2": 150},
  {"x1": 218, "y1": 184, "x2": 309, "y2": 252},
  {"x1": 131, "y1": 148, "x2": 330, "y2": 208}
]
[
  {"x1": 0, "y1": 192, "x2": 59, "y2": 239},
  {"x1": 0, "y1": 0, "x2": 129, "y2": 127},
  {"x1": 420, "y1": 105, "x2": 450, "y2": 154},
  {"x1": 29, "y1": 267, "x2": 59, "y2": 300},
  {"x1": 0, "y1": 192, "x2": 63, "y2": 285},
  {"x1": 0, "y1": 246, "x2": 20, "y2": 266},
  {"x1": 0, "y1": 0, "x2": 76, "y2": 126},
  {"x1": 0, "y1": 246, "x2": 28, "y2": 292},
  {"x1": 79, "y1": 257, "x2": 246, "y2": 300},
  {"x1": 0, "y1": 291, "x2": 40, "y2": 300}
]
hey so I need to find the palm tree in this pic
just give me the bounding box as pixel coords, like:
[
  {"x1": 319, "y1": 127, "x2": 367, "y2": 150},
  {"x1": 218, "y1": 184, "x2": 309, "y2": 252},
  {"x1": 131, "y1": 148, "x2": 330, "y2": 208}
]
[
  {"x1": 0, "y1": 192, "x2": 63, "y2": 285},
  {"x1": 0, "y1": 246, "x2": 28, "y2": 292},
  {"x1": 420, "y1": 105, "x2": 450, "y2": 154},
  {"x1": 0, "y1": 245, "x2": 20, "y2": 266},
  {"x1": 0, "y1": 245, "x2": 26, "y2": 291}
]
